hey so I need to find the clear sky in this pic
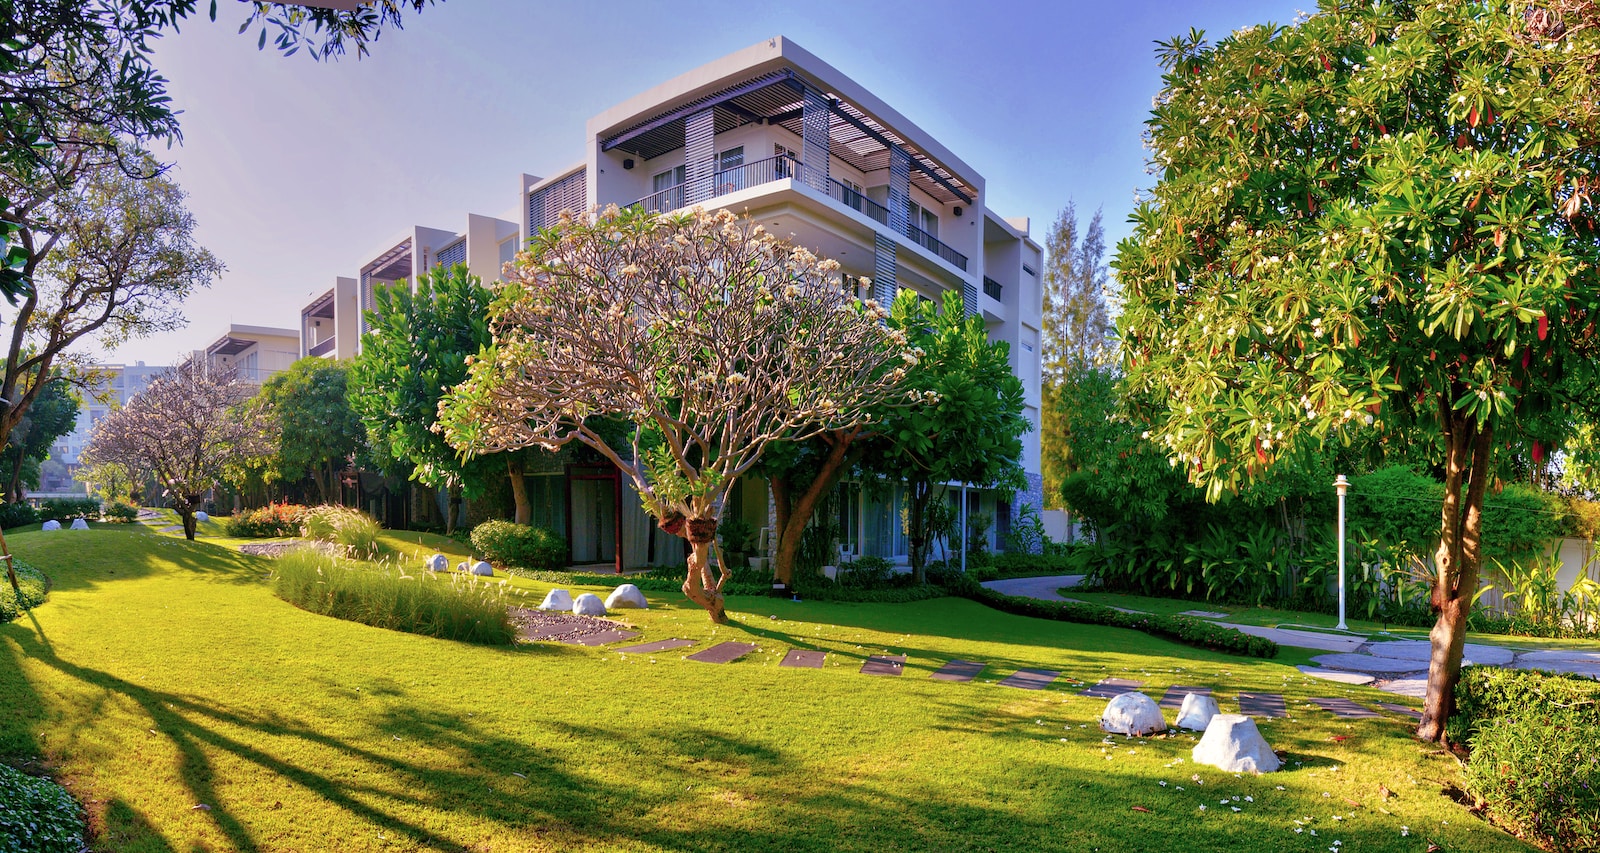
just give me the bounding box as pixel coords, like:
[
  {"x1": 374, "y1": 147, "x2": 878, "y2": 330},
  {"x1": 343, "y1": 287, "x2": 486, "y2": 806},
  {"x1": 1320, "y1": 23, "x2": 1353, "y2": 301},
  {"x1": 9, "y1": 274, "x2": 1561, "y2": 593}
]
[{"x1": 99, "y1": 0, "x2": 1305, "y2": 366}]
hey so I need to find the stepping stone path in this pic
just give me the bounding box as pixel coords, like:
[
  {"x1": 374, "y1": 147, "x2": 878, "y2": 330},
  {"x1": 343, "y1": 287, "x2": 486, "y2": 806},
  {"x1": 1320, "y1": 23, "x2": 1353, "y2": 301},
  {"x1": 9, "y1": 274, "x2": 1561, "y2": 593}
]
[
  {"x1": 1513, "y1": 649, "x2": 1600, "y2": 678},
  {"x1": 687, "y1": 642, "x2": 758, "y2": 664},
  {"x1": 998, "y1": 669, "x2": 1059, "y2": 690},
  {"x1": 1376, "y1": 702, "x2": 1423, "y2": 721},
  {"x1": 1296, "y1": 666, "x2": 1375, "y2": 686},
  {"x1": 1308, "y1": 697, "x2": 1380, "y2": 719},
  {"x1": 1158, "y1": 686, "x2": 1213, "y2": 711},
  {"x1": 614, "y1": 638, "x2": 696, "y2": 654},
  {"x1": 1310, "y1": 653, "x2": 1427, "y2": 674},
  {"x1": 1179, "y1": 610, "x2": 1230, "y2": 619},
  {"x1": 572, "y1": 629, "x2": 639, "y2": 647},
  {"x1": 780, "y1": 649, "x2": 826, "y2": 668},
  {"x1": 1366, "y1": 640, "x2": 1516, "y2": 666},
  {"x1": 930, "y1": 660, "x2": 986, "y2": 682},
  {"x1": 1236, "y1": 692, "x2": 1287, "y2": 719},
  {"x1": 860, "y1": 654, "x2": 906, "y2": 676},
  {"x1": 1079, "y1": 678, "x2": 1142, "y2": 699}
]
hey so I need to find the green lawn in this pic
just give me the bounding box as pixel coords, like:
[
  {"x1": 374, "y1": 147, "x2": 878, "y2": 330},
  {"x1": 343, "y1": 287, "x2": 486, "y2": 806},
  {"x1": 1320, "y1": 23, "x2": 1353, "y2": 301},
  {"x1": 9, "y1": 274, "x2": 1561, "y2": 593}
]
[{"x1": 0, "y1": 524, "x2": 1536, "y2": 852}]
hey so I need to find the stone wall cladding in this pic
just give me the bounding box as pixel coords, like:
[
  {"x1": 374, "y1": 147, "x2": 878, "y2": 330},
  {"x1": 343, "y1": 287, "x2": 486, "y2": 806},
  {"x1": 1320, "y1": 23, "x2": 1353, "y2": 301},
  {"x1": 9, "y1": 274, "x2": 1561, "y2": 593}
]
[{"x1": 1013, "y1": 472, "x2": 1045, "y2": 554}]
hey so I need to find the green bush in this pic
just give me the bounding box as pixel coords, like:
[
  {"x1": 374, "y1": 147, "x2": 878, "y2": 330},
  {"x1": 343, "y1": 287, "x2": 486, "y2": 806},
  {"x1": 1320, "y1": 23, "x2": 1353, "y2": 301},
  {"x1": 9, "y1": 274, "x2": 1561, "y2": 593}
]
[
  {"x1": 0, "y1": 762, "x2": 84, "y2": 853},
  {"x1": 469, "y1": 520, "x2": 567, "y2": 570},
  {"x1": 835, "y1": 556, "x2": 896, "y2": 589},
  {"x1": 272, "y1": 549, "x2": 519, "y2": 644},
  {"x1": 1564, "y1": 496, "x2": 1600, "y2": 541},
  {"x1": 37, "y1": 497, "x2": 98, "y2": 522},
  {"x1": 1455, "y1": 667, "x2": 1600, "y2": 852},
  {"x1": 717, "y1": 517, "x2": 758, "y2": 566},
  {"x1": 224, "y1": 503, "x2": 308, "y2": 538},
  {"x1": 0, "y1": 559, "x2": 49, "y2": 622},
  {"x1": 100, "y1": 502, "x2": 138, "y2": 523},
  {"x1": 0, "y1": 502, "x2": 37, "y2": 529},
  {"x1": 301, "y1": 505, "x2": 381, "y2": 558}
]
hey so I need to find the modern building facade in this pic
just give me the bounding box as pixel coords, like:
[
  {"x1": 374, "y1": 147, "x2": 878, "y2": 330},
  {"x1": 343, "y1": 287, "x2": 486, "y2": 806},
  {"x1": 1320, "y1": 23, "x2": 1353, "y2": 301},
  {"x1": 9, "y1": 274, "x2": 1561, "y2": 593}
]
[
  {"x1": 298, "y1": 37, "x2": 1044, "y2": 567},
  {"x1": 37, "y1": 362, "x2": 171, "y2": 498},
  {"x1": 197, "y1": 324, "x2": 300, "y2": 384}
]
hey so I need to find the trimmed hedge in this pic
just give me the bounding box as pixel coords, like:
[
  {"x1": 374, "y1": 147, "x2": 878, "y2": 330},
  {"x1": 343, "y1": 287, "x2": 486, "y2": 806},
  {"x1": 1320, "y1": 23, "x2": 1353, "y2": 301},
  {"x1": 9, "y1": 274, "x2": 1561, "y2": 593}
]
[
  {"x1": 0, "y1": 763, "x2": 84, "y2": 853},
  {"x1": 469, "y1": 521, "x2": 566, "y2": 570},
  {"x1": 0, "y1": 559, "x2": 48, "y2": 622},
  {"x1": 1454, "y1": 667, "x2": 1600, "y2": 852},
  {"x1": 224, "y1": 503, "x2": 308, "y2": 538},
  {"x1": 939, "y1": 572, "x2": 1278, "y2": 658}
]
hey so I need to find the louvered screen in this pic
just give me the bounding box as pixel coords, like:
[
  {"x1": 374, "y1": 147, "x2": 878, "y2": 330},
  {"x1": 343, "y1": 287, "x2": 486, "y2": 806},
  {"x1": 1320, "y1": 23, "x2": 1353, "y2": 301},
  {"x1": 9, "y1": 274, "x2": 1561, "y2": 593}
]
[
  {"x1": 359, "y1": 272, "x2": 373, "y2": 335},
  {"x1": 527, "y1": 169, "x2": 588, "y2": 236},
  {"x1": 436, "y1": 239, "x2": 466, "y2": 269}
]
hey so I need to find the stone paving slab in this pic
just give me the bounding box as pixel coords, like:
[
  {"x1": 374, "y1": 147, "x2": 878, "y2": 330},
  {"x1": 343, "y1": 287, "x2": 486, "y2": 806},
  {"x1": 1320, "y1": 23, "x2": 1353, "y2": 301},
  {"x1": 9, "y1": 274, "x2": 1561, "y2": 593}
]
[
  {"x1": 571, "y1": 629, "x2": 640, "y2": 647},
  {"x1": 1079, "y1": 677, "x2": 1143, "y2": 699},
  {"x1": 929, "y1": 660, "x2": 986, "y2": 682},
  {"x1": 998, "y1": 669, "x2": 1059, "y2": 690},
  {"x1": 779, "y1": 649, "x2": 825, "y2": 669},
  {"x1": 1516, "y1": 649, "x2": 1600, "y2": 665},
  {"x1": 687, "y1": 641, "x2": 758, "y2": 664},
  {"x1": 1309, "y1": 697, "x2": 1380, "y2": 719},
  {"x1": 1513, "y1": 658, "x2": 1600, "y2": 677},
  {"x1": 1377, "y1": 702, "x2": 1423, "y2": 720},
  {"x1": 614, "y1": 638, "x2": 696, "y2": 654},
  {"x1": 1179, "y1": 610, "x2": 1230, "y2": 619},
  {"x1": 1158, "y1": 686, "x2": 1212, "y2": 710},
  {"x1": 1297, "y1": 666, "x2": 1375, "y2": 685},
  {"x1": 1237, "y1": 692, "x2": 1287, "y2": 718},
  {"x1": 1222, "y1": 624, "x2": 1368, "y2": 653},
  {"x1": 1374, "y1": 678, "x2": 1428, "y2": 698},
  {"x1": 1310, "y1": 653, "x2": 1427, "y2": 674},
  {"x1": 860, "y1": 654, "x2": 906, "y2": 676},
  {"x1": 1365, "y1": 640, "x2": 1515, "y2": 666}
]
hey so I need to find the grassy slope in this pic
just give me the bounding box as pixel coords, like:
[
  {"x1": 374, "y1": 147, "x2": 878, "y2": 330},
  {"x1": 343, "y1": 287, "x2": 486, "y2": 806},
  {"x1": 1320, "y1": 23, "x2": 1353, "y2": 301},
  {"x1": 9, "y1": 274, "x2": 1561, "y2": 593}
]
[{"x1": 0, "y1": 525, "x2": 1533, "y2": 853}]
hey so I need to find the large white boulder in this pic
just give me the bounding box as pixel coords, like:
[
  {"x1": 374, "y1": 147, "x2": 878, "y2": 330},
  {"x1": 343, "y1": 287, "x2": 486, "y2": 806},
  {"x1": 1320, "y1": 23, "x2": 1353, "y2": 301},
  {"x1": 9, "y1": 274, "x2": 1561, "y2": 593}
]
[
  {"x1": 1175, "y1": 693, "x2": 1220, "y2": 731},
  {"x1": 40, "y1": 520, "x2": 61, "y2": 531},
  {"x1": 1100, "y1": 691, "x2": 1166, "y2": 736},
  {"x1": 605, "y1": 583, "x2": 648, "y2": 610},
  {"x1": 571, "y1": 593, "x2": 607, "y2": 617},
  {"x1": 69, "y1": 518, "x2": 89, "y2": 531},
  {"x1": 424, "y1": 553, "x2": 449, "y2": 572},
  {"x1": 1193, "y1": 714, "x2": 1281, "y2": 773},
  {"x1": 538, "y1": 589, "x2": 574, "y2": 611},
  {"x1": 469, "y1": 560, "x2": 493, "y2": 577},
  {"x1": 194, "y1": 511, "x2": 209, "y2": 522}
]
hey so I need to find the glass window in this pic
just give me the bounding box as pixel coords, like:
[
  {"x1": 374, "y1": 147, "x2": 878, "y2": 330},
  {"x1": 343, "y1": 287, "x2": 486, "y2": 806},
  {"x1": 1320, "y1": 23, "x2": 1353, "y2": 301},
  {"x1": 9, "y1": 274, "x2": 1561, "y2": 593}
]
[{"x1": 652, "y1": 165, "x2": 686, "y2": 192}]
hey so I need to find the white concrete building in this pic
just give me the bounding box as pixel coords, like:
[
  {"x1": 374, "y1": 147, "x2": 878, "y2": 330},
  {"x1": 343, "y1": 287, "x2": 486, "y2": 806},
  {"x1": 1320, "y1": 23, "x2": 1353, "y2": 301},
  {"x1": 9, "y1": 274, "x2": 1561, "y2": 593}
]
[
  {"x1": 37, "y1": 362, "x2": 171, "y2": 498},
  {"x1": 198, "y1": 324, "x2": 300, "y2": 384},
  {"x1": 298, "y1": 37, "x2": 1044, "y2": 565}
]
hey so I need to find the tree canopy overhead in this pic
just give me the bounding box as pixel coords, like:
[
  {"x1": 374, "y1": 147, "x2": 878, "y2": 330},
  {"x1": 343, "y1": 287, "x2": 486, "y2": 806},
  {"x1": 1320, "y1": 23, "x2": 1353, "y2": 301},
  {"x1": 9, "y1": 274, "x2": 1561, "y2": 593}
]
[
  {"x1": 441, "y1": 206, "x2": 911, "y2": 622},
  {"x1": 1114, "y1": 1, "x2": 1600, "y2": 741}
]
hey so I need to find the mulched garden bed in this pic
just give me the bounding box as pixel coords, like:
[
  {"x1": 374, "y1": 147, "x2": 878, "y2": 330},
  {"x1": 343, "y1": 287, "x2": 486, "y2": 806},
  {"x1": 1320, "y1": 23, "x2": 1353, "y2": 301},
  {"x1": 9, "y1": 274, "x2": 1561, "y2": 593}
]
[{"x1": 509, "y1": 607, "x2": 633, "y2": 644}]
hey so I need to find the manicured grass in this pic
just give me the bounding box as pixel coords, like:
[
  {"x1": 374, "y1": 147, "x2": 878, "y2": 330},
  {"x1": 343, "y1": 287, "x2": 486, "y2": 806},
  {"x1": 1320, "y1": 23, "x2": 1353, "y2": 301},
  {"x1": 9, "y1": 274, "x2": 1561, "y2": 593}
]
[{"x1": 0, "y1": 525, "x2": 1537, "y2": 852}]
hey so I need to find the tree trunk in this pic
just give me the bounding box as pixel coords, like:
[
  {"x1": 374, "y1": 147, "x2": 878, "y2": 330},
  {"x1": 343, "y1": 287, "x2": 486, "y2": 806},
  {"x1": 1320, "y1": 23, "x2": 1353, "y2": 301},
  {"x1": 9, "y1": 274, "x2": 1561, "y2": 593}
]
[
  {"x1": 508, "y1": 456, "x2": 530, "y2": 525},
  {"x1": 907, "y1": 478, "x2": 929, "y2": 583},
  {"x1": 769, "y1": 430, "x2": 862, "y2": 586},
  {"x1": 1, "y1": 527, "x2": 21, "y2": 598},
  {"x1": 445, "y1": 485, "x2": 462, "y2": 536},
  {"x1": 676, "y1": 514, "x2": 727, "y2": 623},
  {"x1": 5, "y1": 445, "x2": 23, "y2": 504},
  {"x1": 1418, "y1": 410, "x2": 1494, "y2": 743}
]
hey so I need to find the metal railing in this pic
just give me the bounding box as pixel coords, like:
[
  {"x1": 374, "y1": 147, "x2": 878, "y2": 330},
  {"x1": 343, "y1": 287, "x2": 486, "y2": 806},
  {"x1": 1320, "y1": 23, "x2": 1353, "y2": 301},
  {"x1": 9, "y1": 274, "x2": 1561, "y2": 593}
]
[
  {"x1": 909, "y1": 223, "x2": 969, "y2": 271},
  {"x1": 982, "y1": 277, "x2": 1003, "y2": 300}
]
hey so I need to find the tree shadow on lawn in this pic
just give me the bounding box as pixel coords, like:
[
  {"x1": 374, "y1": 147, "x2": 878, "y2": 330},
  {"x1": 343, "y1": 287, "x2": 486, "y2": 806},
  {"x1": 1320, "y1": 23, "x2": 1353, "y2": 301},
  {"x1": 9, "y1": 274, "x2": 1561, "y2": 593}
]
[{"x1": 9, "y1": 528, "x2": 269, "y2": 594}]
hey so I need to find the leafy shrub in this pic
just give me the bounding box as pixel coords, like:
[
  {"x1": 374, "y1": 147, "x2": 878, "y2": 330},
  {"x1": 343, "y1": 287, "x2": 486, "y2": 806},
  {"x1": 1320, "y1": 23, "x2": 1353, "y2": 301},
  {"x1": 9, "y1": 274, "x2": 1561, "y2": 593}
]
[
  {"x1": 272, "y1": 549, "x2": 519, "y2": 644},
  {"x1": 37, "y1": 497, "x2": 98, "y2": 522},
  {"x1": 0, "y1": 502, "x2": 37, "y2": 530},
  {"x1": 937, "y1": 571, "x2": 1278, "y2": 658},
  {"x1": 469, "y1": 520, "x2": 566, "y2": 569},
  {"x1": 301, "y1": 505, "x2": 381, "y2": 558},
  {"x1": 0, "y1": 559, "x2": 48, "y2": 622},
  {"x1": 836, "y1": 556, "x2": 896, "y2": 589},
  {"x1": 1003, "y1": 503, "x2": 1047, "y2": 554},
  {"x1": 991, "y1": 552, "x2": 1080, "y2": 577},
  {"x1": 1455, "y1": 667, "x2": 1600, "y2": 852},
  {"x1": 0, "y1": 762, "x2": 84, "y2": 853},
  {"x1": 100, "y1": 502, "x2": 139, "y2": 523},
  {"x1": 1564, "y1": 496, "x2": 1600, "y2": 541},
  {"x1": 717, "y1": 517, "x2": 758, "y2": 566},
  {"x1": 224, "y1": 503, "x2": 308, "y2": 538}
]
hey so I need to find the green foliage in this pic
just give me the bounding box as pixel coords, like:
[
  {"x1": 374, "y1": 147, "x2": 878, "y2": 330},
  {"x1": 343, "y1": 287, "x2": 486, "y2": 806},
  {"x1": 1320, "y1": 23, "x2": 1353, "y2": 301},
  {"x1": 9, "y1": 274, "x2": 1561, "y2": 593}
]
[
  {"x1": 834, "y1": 556, "x2": 896, "y2": 590},
  {"x1": 717, "y1": 516, "x2": 758, "y2": 565},
  {"x1": 37, "y1": 498, "x2": 98, "y2": 522},
  {"x1": 76, "y1": 460, "x2": 136, "y2": 505},
  {"x1": 300, "y1": 505, "x2": 381, "y2": 559},
  {"x1": 255, "y1": 358, "x2": 364, "y2": 502},
  {"x1": 1454, "y1": 667, "x2": 1600, "y2": 852},
  {"x1": 1564, "y1": 496, "x2": 1600, "y2": 541},
  {"x1": 0, "y1": 374, "x2": 78, "y2": 499},
  {"x1": 0, "y1": 559, "x2": 48, "y2": 622},
  {"x1": 0, "y1": 762, "x2": 84, "y2": 853},
  {"x1": 468, "y1": 520, "x2": 566, "y2": 570},
  {"x1": 223, "y1": 503, "x2": 308, "y2": 539},
  {"x1": 271, "y1": 549, "x2": 519, "y2": 645},
  {"x1": 1040, "y1": 201, "x2": 1114, "y2": 508},
  {"x1": 99, "y1": 502, "x2": 138, "y2": 523},
  {"x1": 1002, "y1": 503, "x2": 1047, "y2": 555},
  {"x1": 0, "y1": 502, "x2": 37, "y2": 530}
]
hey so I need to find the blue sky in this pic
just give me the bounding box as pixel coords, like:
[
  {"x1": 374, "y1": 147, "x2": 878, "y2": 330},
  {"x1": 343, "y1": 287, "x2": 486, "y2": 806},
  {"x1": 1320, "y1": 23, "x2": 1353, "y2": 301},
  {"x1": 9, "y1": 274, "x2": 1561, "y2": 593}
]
[{"x1": 104, "y1": 0, "x2": 1304, "y2": 365}]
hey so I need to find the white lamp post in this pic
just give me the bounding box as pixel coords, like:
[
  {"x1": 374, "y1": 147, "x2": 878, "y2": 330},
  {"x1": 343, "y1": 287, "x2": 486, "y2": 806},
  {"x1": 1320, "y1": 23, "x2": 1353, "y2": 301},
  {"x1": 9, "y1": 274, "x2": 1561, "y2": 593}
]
[{"x1": 1334, "y1": 474, "x2": 1350, "y2": 631}]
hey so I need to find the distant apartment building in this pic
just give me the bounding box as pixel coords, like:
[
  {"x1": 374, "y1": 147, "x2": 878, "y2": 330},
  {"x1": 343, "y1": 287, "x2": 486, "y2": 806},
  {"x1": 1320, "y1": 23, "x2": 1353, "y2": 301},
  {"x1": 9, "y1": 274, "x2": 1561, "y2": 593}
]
[
  {"x1": 36, "y1": 361, "x2": 171, "y2": 498},
  {"x1": 297, "y1": 37, "x2": 1044, "y2": 569},
  {"x1": 196, "y1": 324, "x2": 300, "y2": 383}
]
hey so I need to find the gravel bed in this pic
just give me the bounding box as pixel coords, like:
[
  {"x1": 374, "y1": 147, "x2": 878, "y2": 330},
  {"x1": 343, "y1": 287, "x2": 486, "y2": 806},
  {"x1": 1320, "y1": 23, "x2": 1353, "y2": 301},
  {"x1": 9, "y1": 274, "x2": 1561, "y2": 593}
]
[
  {"x1": 237, "y1": 540, "x2": 335, "y2": 558},
  {"x1": 509, "y1": 607, "x2": 631, "y2": 644}
]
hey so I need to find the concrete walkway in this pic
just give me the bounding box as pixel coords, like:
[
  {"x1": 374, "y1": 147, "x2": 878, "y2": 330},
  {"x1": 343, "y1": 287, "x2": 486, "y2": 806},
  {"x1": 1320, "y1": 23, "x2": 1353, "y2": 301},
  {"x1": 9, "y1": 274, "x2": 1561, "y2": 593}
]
[{"x1": 981, "y1": 575, "x2": 1084, "y2": 601}]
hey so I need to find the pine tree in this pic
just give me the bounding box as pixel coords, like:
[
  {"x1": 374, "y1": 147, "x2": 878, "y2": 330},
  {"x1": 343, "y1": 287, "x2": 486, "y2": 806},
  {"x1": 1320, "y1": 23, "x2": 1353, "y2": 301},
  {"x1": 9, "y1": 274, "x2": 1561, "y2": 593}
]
[{"x1": 1040, "y1": 202, "x2": 1113, "y2": 507}]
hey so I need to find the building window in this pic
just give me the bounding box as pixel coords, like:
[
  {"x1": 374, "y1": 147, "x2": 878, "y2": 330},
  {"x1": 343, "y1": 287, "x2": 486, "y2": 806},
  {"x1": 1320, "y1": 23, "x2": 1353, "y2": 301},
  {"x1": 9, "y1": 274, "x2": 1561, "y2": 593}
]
[
  {"x1": 1023, "y1": 263, "x2": 1038, "y2": 277},
  {"x1": 909, "y1": 201, "x2": 938, "y2": 238},
  {"x1": 652, "y1": 164, "x2": 686, "y2": 193},
  {"x1": 716, "y1": 146, "x2": 744, "y2": 191}
]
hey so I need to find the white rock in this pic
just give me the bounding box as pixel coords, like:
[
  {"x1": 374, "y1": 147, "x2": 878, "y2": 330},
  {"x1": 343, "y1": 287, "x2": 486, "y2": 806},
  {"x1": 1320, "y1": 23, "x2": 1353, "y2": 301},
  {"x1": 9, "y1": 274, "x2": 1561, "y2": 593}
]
[
  {"x1": 424, "y1": 553, "x2": 449, "y2": 572},
  {"x1": 195, "y1": 511, "x2": 209, "y2": 522},
  {"x1": 571, "y1": 593, "x2": 607, "y2": 617},
  {"x1": 455, "y1": 561, "x2": 468, "y2": 574},
  {"x1": 1100, "y1": 691, "x2": 1166, "y2": 736},
  {"x1": 605, "y1": 583, "x2": 648, "y2": 609},
  {"x1": 470, "y1": 560, "x2": 493, "y2": 576},
  {"x1": 41, "y1": 520, "x2": 61, "y2": 531},
  {"x1": 69, "y1": 518, "x2": 89, "y2": 531},
  {"x1": 1192, "y1": 714, "x2": 1280, "y2": 773},
  {"x1": 538, "y1": 589, "x2": 574, "y2": 611},
  {"x1": 1176, "y1": 692, "x2": 1220, "y2": 731}
]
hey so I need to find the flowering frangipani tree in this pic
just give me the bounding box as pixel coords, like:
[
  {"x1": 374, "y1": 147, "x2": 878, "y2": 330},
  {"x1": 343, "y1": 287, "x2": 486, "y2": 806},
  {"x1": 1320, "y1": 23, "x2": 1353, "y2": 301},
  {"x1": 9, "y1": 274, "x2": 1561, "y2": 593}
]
[
  {"x1": 81, "y1": 360, "x2": 273, "y2": 540},
  {"x1": 440, "y1": 205, "x2": 914, "y2": 622}
]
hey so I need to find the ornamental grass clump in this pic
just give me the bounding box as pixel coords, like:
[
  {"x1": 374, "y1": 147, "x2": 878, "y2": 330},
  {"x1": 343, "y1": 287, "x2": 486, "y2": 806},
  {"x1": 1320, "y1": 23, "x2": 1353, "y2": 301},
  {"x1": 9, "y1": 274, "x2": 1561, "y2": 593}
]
[
  {"x1": 271, "y1": 548, "x2": 519, "y2": 645},
  {"x1": 300, "y1": 505, "x2": 381, "y2": 558}
]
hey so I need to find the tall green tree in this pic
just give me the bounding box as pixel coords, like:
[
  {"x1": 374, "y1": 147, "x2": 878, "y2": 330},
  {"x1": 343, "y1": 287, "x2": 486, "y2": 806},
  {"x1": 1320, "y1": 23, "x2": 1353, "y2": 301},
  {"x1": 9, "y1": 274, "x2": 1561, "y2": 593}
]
[
  {"x1": 1040, "y1": 202, "x2": 1114, "y2": 508},
  {"x1": 0, "y1": 370, "x2": 77, "y2": 501},
  {"x1": 1114, "y1": 2, "x2": 1600, "y2": 741},
  {"x1": 349, "y1": 265, "x2": 505, "y2": 533},
  {"x1": 862, "y1": 290, "x2": 1028, "y2": 580},
  {"x1": 255, "y1": 357, "x2": 364, "y2": 505}
]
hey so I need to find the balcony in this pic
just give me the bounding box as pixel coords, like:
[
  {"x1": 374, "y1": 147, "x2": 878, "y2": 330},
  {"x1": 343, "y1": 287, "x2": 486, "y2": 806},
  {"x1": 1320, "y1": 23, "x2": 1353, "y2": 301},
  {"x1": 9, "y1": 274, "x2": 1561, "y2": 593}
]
[
  {"x1": 308, "y1": 337, "x2": 337, "y2": 357},
  {"x1": 630, "y1": 156, "x2": 967, "y2": 272},
  {"x1": 982, "y1": 277, "x2": 1003, "y2": 300}
]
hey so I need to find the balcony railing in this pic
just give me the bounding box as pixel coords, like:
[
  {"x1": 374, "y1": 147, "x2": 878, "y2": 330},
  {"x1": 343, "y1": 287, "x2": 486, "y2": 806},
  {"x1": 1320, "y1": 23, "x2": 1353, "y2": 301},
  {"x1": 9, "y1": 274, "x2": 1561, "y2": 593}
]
[
  {"x1": 308, "y1": 337, "x2": 336, "y2": 357},
  {"x1": 630, "y1": 155, "x2": 969, "y2": 272},
  {"x1": 982, "y1": 277, "x2": 1003, "y2": 300}
]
